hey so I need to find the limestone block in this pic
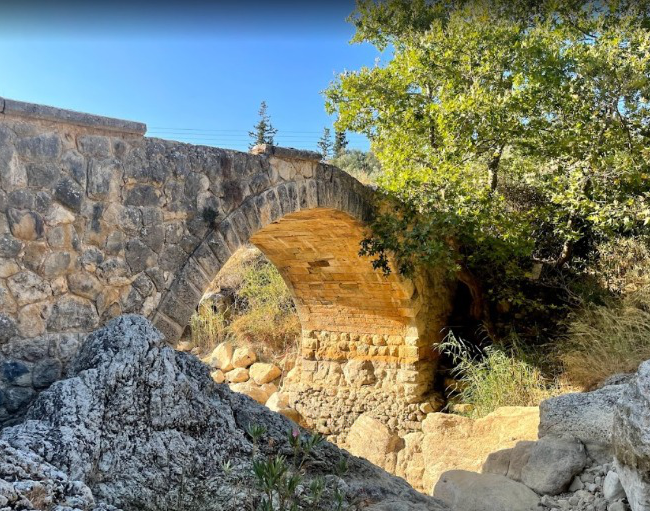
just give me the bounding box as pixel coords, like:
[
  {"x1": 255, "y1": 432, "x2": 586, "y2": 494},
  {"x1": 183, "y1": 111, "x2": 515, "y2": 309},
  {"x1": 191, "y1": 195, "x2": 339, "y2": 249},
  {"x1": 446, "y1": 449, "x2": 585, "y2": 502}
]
[
  {"x1": 17, "y1": 303, "x2": 47, "y2": 338},
  {"x1": 422, "y1": 407, "x2": 539, "y2": 494},
  {"x1": 0, "y1": 259, "x2": 20, "y2": 278},
  {"x1": 343, "y1": 359, "x2": 376, "y2": 387},
  {"x1": 346, "y1": 414, "x2": 404, "y2": 473},
  {"x1": 249, "y1": 363, "x2": 281, "y2": 385},
  {"x1": 266, "y1": 392, "x2": 291, "y2": 412},
  {"x1": 7, "y1": 271, "x2": 51, "y2": 307},
  {"x1": 206, "y1": 342, "x2": 234, "y2": 371},
  {"x1": 229, "y1": 381, "x2": 273, "y2": 404},
  {"x1": 67, "y1": 271, "x2": 103, "y2": 300},
  {"x1": 225, "y1": 368, "x2": 249, "y2": 383},
  {"x1": 520, "y1": 434, "x2": 587, "y2": 495},
  {"x1": 210, "y1": 369, "x2": 225, "y2": 384},
  {"x1": 231, "y1": 346, "x2": 256, "y2": 368},
  {"x1": 434, "y1": 470, "x2": 539, "y2": 511}
]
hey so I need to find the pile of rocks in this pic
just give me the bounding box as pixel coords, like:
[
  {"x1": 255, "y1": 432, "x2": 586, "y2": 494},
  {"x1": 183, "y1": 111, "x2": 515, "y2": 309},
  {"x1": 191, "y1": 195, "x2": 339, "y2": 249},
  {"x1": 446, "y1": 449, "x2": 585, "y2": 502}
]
[
  {"x1": 200, "y1": 341, "x2": 304, "y2": 424},
  {"x1": 430, "y1": 376, "x2": 636, "y2": 510}
]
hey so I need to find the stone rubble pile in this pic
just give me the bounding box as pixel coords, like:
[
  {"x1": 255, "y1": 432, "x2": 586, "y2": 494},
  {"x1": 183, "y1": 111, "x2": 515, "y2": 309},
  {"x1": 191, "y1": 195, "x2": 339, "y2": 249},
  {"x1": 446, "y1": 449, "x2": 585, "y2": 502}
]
[{"x1": 199, "y1": 340, "x2": 306, "y2": 425}]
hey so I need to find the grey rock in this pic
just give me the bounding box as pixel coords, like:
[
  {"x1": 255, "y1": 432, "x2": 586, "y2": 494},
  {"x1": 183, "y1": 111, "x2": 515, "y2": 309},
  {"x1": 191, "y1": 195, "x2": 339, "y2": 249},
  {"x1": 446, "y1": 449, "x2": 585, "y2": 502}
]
[
  {"x1": 0, "y1": 314, "x2": 17, "y2": 344},
  {"x1": 32, "y1": 358, "x2": 62, "y2": 389},
  {"x1": 54, "y1": 177, "x2": 84, "y2": 213},
  {"x1": 2, "y1": 386, "x2": 35, "y2": 412},
  {"x1": 0, "y1": 233, "x2": 22, "y2": 257},
  {"x1": 520, "y1": 434, "x2": 587, "y2": 495},
  {"x1": 25, "y1": 161, "x2": 60, "y2": 187},
  {"x1": 62, "y1": 150, "x2": 87, "y2": 187},
  {"x1": 0, "y1": 315, "x2": 448, "y2": 511},
  {"x1": 614, "y1": 360, "x2": 650, "y2": 511},
  {"x1": 78, "y1": 135, "x2": 112, "y2": 158},
  {"x1": 125, "y1": 184, "x2": 161, "y2": 207},
  {"x1": 15, "y1": 133, "x2": 61, "y2": 160},
  {"x1": 603, "y1": 471, "x2": 626, "y2": 502},
  {"x1": 47, "y1": 294, "x2": 99, "y2": 332},
  {"x1": 125, "y1": 239, "x2": 157, "y2": 273},
  {"x1": 434, "y1": 470, "x2": 539, "y2": 511},
  {"x1": 1, "y1": 360, "x2": 31, "y2": 386},
  {"x1": 540, "y1": 384, "x2": 625, "y2": 462}
]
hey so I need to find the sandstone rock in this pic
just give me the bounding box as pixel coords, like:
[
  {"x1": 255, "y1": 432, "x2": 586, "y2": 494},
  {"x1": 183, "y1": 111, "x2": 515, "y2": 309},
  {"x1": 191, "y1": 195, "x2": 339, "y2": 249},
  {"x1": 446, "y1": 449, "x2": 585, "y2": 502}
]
[
  {"x1": 231, "y1": 346, "x2": 256, "y2": 368},
  {"x1": 225, "y1": 367, "x2": 249, "y2": 383},
  {"x1": 67, "y1": 271, "x2": 103, "y2": 300},
  {"x1": 343, "y1": 359, "x2": 376, "y2": 386},
  {"x1": 421, "y1": 407, "x2": 539, "y2": 494},
  {"x1": 0, "y1": 315, "x2": 449, "y2": 511},
  {"x1": 229, "y1": 381, "x2": 272, "y2": 404},
  {"x1": 347, "y1": 414, "x2": 404, "y2": 473},
  {"x1": 266, "y1": 391, "x2": 291, "y2": 412},
  {"x1": 210, "y1": 369, "x2": 225, "y2": 383},
  {"x1": 7, "y1": 270, "x2": 51, "y2": 306},
  {"x1": 520, "y1": 435, "x2": 587, "y2": 495},
  {"x1": 433, "y1": 470, "x2": 540, "y2": 511},
  {"x1": 540, "y1": 383, "x2": 625, "y2": 462},
  {"x1": 614, "y1": 359, "x2": 650, "y2": 511},
  {"x1": 206, "y1": 341, "x2": 234, "y2": 371},
  {"x1": 249, "y1": 362, "x2": 282, "y2": 384},
  {"x1": 175, "y1": 340, "x2": 193, "y2": 352}
]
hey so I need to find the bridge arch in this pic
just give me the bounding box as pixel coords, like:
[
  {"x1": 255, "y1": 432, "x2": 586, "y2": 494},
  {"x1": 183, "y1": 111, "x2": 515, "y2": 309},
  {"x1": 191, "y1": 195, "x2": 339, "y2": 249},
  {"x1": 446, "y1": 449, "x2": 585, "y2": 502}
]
[{"x1": 0, "y1": 99, "x2": 454, "y2": 437}]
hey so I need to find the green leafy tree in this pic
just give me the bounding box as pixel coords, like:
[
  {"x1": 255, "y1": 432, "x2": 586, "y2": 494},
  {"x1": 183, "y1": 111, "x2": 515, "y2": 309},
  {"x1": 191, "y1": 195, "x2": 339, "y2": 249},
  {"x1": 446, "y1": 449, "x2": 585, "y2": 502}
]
[
  {"x1": 331, "y1": 149, "x2": 381, "y2": 184},
  {"x1": 317, "y1": 127, "x2": 333, "y2": 160},
  {"x1": 333, "y1": 130, "x2": 349, "y2": 157},
  {"x1": 326, "y1": 0, "x2": 650, "y2": 336},
  {"x1": 249, "y1": 101, "x2": 278, "y2": 149}
]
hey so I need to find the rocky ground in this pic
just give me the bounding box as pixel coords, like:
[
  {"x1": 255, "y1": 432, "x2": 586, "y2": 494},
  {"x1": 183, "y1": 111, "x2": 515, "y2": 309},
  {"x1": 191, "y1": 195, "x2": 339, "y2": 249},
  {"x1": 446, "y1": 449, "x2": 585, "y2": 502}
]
[{"x1": 0, "y1": 315, "x2": 448, "y2": 511}]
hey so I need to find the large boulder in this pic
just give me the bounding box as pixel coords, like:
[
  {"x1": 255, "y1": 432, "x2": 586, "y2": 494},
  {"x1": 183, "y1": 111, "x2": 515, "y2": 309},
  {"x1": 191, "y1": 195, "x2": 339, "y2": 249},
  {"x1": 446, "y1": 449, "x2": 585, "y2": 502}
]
[
  {"x1": 347, "y1": 414, "x2": 405, "y2": 473},
  {"x1": 433, "y1": 470, "x2": 540, "y2": 511},
  {"x1": 421, "y1": 407, "x2": 539, "y2": 493},
  {"x1": 0, "y1": 315, "x2": 448, "y2": 511},
  {"x1": 613, "y1": 359, "x2": 650, "y2": 511},
  {"x1": 483, "y1": 435, "x2": 587, "y2": 495},
  {"x1": 539, "y1": 383, "x2": 625, "y2": 462}
]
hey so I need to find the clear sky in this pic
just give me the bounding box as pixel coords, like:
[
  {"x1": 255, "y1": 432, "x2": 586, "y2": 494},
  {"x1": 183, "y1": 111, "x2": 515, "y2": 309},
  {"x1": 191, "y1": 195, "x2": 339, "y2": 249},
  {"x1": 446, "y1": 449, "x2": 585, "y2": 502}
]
[{"x1": 0, "y1": 1, "x2": 379, "y2": 152}]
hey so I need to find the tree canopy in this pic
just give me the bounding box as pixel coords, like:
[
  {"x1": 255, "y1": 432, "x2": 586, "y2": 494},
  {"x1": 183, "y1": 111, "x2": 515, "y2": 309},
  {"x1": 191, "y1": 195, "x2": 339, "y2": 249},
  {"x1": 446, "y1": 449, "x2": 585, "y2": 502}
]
[
  {"x1": 249, "y1": 101, "x2": 278, "y2": 149},
  {"x1": 326, "y1": 0, "x2": 650, "y2": 334}
]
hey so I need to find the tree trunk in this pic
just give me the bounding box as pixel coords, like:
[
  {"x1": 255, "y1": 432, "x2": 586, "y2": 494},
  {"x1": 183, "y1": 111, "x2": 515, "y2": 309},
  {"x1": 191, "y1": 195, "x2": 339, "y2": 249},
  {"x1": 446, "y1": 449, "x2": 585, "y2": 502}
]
[{"x1": 487, "y1": 145, "x2": 505, "y2": 192}]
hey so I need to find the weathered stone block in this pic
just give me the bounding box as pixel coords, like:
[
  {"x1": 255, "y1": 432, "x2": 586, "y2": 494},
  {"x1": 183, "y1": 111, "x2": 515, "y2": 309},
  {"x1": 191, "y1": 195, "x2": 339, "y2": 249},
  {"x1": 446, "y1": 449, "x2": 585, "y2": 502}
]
[{"x1": 47, "y1": 294, "x2": 99, "y2": 332}]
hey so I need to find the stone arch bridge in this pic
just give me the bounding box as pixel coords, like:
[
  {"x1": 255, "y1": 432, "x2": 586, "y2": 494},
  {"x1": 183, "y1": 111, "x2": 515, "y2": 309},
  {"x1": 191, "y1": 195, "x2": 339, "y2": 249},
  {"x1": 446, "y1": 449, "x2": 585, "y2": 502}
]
[{"x1": 0, "y1": 98, "x2": 454, "y2": 439}]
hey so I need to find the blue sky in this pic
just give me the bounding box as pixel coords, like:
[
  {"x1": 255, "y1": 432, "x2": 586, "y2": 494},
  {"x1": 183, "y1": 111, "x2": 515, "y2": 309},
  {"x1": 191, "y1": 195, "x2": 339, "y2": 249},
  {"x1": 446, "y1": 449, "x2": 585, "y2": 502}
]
[{"x1": 0, "y1": 2, "x2": 379, "y2": 152}]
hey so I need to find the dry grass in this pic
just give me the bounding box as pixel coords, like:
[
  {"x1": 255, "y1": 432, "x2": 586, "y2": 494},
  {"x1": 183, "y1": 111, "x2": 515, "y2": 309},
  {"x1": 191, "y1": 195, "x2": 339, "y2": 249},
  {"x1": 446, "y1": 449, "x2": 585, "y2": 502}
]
[
  {"x1": 189, "y1": 245, "x2": 301, "y2": 363},
  {"x1": 559, "y1": 289, "x2": 650, "y2": 389}
]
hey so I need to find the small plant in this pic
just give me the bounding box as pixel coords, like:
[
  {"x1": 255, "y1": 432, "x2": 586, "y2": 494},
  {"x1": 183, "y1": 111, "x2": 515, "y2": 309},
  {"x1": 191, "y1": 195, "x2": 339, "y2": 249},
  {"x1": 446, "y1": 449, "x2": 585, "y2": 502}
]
[
  {"x1": 246, "y1": 424, "x2": 353, "y2": 511},
  {"x1": 438, "y1": 332, "x2": 559, "y2": 418}
]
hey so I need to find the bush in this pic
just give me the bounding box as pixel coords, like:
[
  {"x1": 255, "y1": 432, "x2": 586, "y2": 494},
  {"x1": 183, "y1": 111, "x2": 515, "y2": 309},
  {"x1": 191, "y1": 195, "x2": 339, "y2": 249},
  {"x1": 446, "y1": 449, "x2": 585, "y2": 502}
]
[
  {"x1": 439, "y1": 333, "x2": 560, "y2": 418},
  {"x1": 559, "y1": 289, "x2": 650, "y2": 389}
]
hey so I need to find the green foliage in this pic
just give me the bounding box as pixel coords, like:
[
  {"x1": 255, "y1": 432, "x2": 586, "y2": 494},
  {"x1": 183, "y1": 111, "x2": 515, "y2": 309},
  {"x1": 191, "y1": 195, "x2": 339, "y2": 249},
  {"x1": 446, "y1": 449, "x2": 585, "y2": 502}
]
[
  {"x1": 325, "y1": 0, "x2": 650, "y2": 338},
  {"x1": 333, "y1": 130, "x2": 349, "y2": 158},
  {"x1": 245, "y1": 425, "x2": 353, "y2": 511},
  {"x1": 249, "y1": 101, "x2": 278, "y2": 149},
  {"x1": 438, "y1": 332, "x2": 560, "y2": 418},
  {"x1": 330, "y1": 149, "x2": 381, "y2": 184},
  {"x1": 318, "y1": 127, "x2": 333, "y2": 160}
]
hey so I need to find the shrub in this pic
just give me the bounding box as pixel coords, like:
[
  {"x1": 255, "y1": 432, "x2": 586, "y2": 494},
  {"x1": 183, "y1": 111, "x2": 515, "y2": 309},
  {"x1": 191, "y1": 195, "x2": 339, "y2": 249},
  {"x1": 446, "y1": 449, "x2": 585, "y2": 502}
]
[{"x1": 439, "y1": 333, "x2": 559, "y2": 418}]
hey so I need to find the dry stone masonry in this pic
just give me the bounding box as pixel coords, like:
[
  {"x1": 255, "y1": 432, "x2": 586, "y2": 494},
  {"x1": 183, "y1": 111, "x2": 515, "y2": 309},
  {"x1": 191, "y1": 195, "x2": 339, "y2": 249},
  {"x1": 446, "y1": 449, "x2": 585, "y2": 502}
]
[{"x1": 0, "y1": 98, "x2": 454, "y2": 439}]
